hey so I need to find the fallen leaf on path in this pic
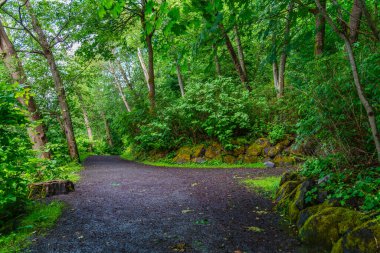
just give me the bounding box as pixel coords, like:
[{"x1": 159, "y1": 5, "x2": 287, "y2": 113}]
[
  {"x1": 246, "y1": 226, "x2": 263, "y2": 232},
  {"x1": 191, "y1": 183, "x2": 198, "y2": 187},
  {"x1": 181, "y1": 209, "x2": 194, "y2": 214}
]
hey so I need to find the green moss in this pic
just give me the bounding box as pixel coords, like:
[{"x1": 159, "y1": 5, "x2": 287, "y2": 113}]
[
  {"x1": 246, "y1": 143, "x2": 263, "y2": 156},
  {"x1": 0, "y1": 201, "x2": 64, "y2": 253},
  {"x1": 273, "y1": 155, "x2": 296, "y2": 167},
  {"x1": 192, "y1": 144, "x2": 205, "y2": 157},
  {"x1": 299, "y1": 207, "x2": 367, "y2": 249},
  {"x1": 275, "y1": 180, "x2": 300, "y2": 202},
  {"x1": 242, "y1": 176, "x2": 281, "y2": 198},
  {"x1": 331, "y1": 219, "x2": 380, "y2": 253}
]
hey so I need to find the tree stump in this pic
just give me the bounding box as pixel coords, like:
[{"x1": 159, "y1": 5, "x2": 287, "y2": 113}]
[{"x1": 28, "y1": 180, "x2": 75, "y2": 199}]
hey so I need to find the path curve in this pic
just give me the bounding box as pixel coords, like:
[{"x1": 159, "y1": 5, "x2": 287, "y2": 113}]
[{"x1": 28, "y1": 156, "x2": 304, "y2": 253}]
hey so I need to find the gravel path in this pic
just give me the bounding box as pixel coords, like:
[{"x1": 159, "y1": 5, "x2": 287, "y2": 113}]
[{"x1": 27, "y1": 155, "x2": 306, "y2": 253}]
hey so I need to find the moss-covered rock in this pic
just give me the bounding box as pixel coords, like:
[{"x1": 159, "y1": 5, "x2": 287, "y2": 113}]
[
  {"x1": 279, "y1": 171, "x2": 301, "y2": 186},
  {"x1": 205, "y1": 142, "x2": 223, "y2": 160},
  {"x1": 299, "y1": 207, "x2": 367, "y2": 249},
  {"x1": 273, "y1": 155, "x2": 296, "y2": 167},
  {"x1": 255, "y1": 138, "x2": 271, "y2": 149},
  {"x1": 173, "y1": 153, "x2": 191, "y2": 163},
  {"x1": 173, "y1": 146, "x2": 193, "y2": 163},
  {"x1": 243, "y1": 155, "x2": 259, "y2": 163},
  {"x1": 331, "y1": 219, "x2": 380, "y2": 253},
  {"x1": 296, "y1": 202, "x2": 334, "y2": 229},
  {"x1": 233, "y1": 146, "x2": 246, "y2": 156},
  {"x1": 275, "y1": 180, "x2": 301, "y2": 202},
  {"x1": 192, "y1": 144, "x2": 205, "y2": 157},
  {"x1": 246, "y1": 143, "x2": 263, "y2": 156},
  {"x1": 223, "y1": 155, "x2": 236, "y2": 164}
]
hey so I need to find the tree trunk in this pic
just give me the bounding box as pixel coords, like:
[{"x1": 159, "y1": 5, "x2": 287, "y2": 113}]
[
  {"x1": 349, "y1": 0, "x2": 362, "y2": 44},
  {"x1": 278, "y1": 2, "x2": 294, "y2": 98},
  {"x1": 358, "y1": 0, "x2": 380, "y2": 41},
  {"x1": 137, "y1": 48, "x2": 151, "y2": 90},
  {"x1": 77, "y1": 93, "x2": 93, "y2": 141},
  {"x1": 176, "y1": 61, "x2": 185, "y2": 97},
  {"x1": 273, "y1": 61, "x2": 279, "y2": 92},
  {"x1": 101, "y1": 112, "x2": 113, "y2": 148},
  {"x1": 212, "y1": 44, "x2": 221, "y2": 76},
  {"x1": 233, "y1": 25, "x2": 247, "y2": 77},
  {"x1": 0, "y1": 19, "x2": 50, "y2": 159},
  {"x1": 315, "y1": 0, "x2": 380, "y2": 162},
  {"x1": 219, "y1": 24, "x2": 251, "y2": 91},
  {"x1": 25, "y1": 1, "x2": 79, "y2": 160},
  {"x1": 314, "y1": 0, "x2": 326, "y2": 55},
  {"x1": 116, "y1": 59, "x2": 133, "y2": 90},
  {"x1": 146, "y1": 34, "x2": 155, "y2": 111},
  {"x1": 109, "y1": 64, "x2": 132, "y2": 112},
  {"x1": 344, "y1": 39, "x2": 380, "y2": 161}
]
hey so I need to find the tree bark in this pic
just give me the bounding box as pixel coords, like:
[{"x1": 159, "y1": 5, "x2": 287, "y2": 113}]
[
  {"x1": 219, "y1": 23, "x2": 251, "y2": 91},
  {"x1": 278, "y1": 2, "x2": 294, "y2": 98},
  {"x1": 212, "y1": 44, "x2": 221, "y2": 76},
  {"x1": 101, "y1": 112, "x2": 113, "y2": 148},
  {"x1": 233, "y1": 25, "x2": 247, "y2": 77},
  {"x1": 349, "y1": 0, "x2": 362, "y2": 44},
  {"x1": 0, "y1": 19, "x2": 50, "y2": 159},
  {"x1": 358, "y1": 0, "x2": 380, "y2": 41},
  {"x1": 315, "y1": 0, "x2": 380, "y2": 162},
  {"x1": 273, "y1": 61, "x2": 279, "y2": 92},
  {"x1": 137, "y1": 48, "x2": 151, "y2": 91},
  {"x1": 115, "y1": 59, "x2": 133, "y2": 90},
  {"x1": 146, "y1": 34, "x2": 155, "y2": 111},
  {"x1": 176, "y1": 61, "x2": 185, "y2": 97},
  {"x1": 77, "y1": 93, "x2": 93, "y2": 141},
  {"x1": 314, "y1": 0, "x2": 326, "y2": 55},
  {"x1": 109, "y1": 64, "x2": 132, "y2": 112},
  {"x1": 25, "y1": 1, "x2": 79, "y2": 160}
]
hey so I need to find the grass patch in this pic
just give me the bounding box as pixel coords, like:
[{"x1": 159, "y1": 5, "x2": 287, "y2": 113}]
[
  {"x1": 0, "y1": 201, "x2": 64, "y2": 253},
  {"x1": 121, "y1": 152, "x2": 265, "y2": 169},
  {"x1": 242, "y1": 176, "x2": 281, "y2": 198}
]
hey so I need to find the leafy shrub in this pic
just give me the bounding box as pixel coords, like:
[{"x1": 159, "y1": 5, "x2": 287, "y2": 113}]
[{"x1": 268, "y1": 125, "x2": 286, "y2": 144}]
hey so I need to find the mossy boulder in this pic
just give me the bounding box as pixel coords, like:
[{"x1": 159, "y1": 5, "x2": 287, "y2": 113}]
[
  {"x1": 246, "y1": 143, "x2": 263, "y2": 156},
  {"x1": 223, "y1": 155, "x2": 236, "y2": 164},
  {"x1": 242, "y1": 155, "x2": 259, "y2": 163},
  {"x1": 279, "y1": 172, "x2": 301, "y2": 186},
  {"x1": 192, "y1": 144, "x2": 206, "y2": 158},
  {"x1": 205, "y1": 142, "x2": 223, "y2": 160},
  {"x1": 255, "y1": 138, "x2": 271, "y2": 149},
  {"x1": 264, "y1": 146, "x2": 282, "y2": 158},
  {"x1": 275, "y1": 180, "x2": 301, "y2": 202},
  {"x1": 233, "y1": 146, "x2": 246, "y2": 156},
  {"x1": 273, "y1": 155, "x2": 296, "y2": 167},
  {"x1": 331, "y1": 219, "x2": 380, "y2": 253},
  {"x1": 299, "y1": 207, "x2": 367, "y2": 249},
  {"x1": 173, "y1": 146, "x2": 193, "y2": 163},
  {"x1": 297, "y1": 201, "x2": 334, "y2": 229}
]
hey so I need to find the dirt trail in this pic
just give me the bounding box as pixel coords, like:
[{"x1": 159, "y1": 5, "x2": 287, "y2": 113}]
[{"x1": 27, "y1": 155, "x2": 305, "y2": 253}]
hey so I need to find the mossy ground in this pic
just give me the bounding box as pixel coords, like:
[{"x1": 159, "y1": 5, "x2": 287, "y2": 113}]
[
  {"x1": 0, "y1": 201, "x2": 64, "y2": 253},
  {"x1": 241, "y1": 176, "x2": 281, "y2": 198}
]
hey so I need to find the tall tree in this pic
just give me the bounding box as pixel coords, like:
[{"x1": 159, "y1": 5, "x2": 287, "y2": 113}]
[
  {"x1": 0, "y1": 18, "x2": 50, "y2": 159},
  {"x1": 315, "y1": 0, "x2": 380, "y2": 161},
  {"x1": 24, "y1": 0, "x2": 79, "y2": 160}
]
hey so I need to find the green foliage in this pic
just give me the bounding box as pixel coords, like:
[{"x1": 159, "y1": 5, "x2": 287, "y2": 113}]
[
  {"x1": 268, "y1": 125, "x2": 286, "y2": 144},
  {"x1": 0, "y1": 201, "x2": 63, "y2": 253},
  {"x1": 302, "y1": 156, "x2": 380, "y2": 212}
]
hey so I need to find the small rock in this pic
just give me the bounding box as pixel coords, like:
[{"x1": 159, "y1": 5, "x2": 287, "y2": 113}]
[
  {"x1": 264, "y1": 161, "x2": 275, "y2": 168},
  {"x1": 317, "y1": 175, "x2": 330, "y2": 184}
]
